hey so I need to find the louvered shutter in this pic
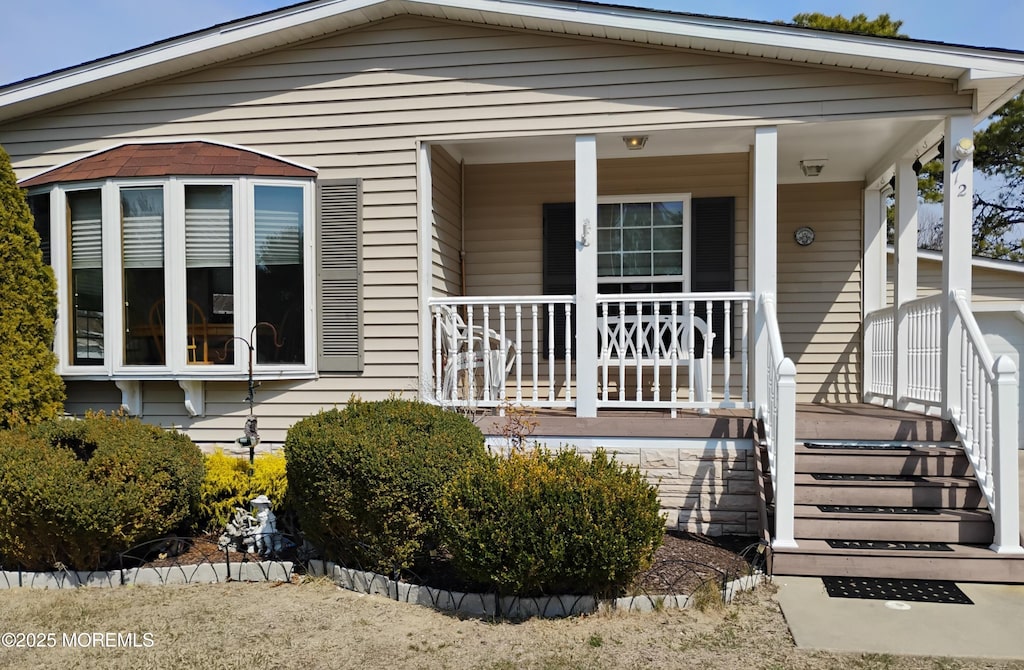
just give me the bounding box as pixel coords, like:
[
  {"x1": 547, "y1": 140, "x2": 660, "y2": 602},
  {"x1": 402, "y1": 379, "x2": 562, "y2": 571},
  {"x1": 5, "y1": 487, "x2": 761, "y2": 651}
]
[
  {"x1": 542, "y1": 203, "x2": 576, "y2": 357},
  {"x1": 691, "y1": 197, "x2": 735, "y2": 358},
  {"x1": 317, "y1": 180, "x2": 363, "y2": 372}
]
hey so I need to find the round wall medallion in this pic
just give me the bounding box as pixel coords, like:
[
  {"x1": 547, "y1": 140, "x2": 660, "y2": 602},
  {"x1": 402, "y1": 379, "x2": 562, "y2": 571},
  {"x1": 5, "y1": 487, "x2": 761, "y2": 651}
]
[{"x1": 794, "y1": 226, "x2": 815, "y2": 246}]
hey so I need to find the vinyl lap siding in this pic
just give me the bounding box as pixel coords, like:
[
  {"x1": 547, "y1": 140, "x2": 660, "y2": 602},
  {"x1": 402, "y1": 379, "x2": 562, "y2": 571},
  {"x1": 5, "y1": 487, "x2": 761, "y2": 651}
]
[
  {"x1": 0, "y1": 16, "x2": 965, "y2": 442},
  {"x1": 778, "y1": 182, "x2": 863, "y2": 403},
  {"x1": 886, "y1": 257, "x2": 1024, "y2": 304},
  {"x1": 431, "y1": 146, "x2": 463, "y2": 297}
]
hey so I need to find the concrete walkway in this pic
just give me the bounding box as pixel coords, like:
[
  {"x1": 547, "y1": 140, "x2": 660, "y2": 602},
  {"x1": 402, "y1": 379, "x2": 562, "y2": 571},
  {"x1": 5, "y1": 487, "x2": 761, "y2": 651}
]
[
  {"x1": 776, "y1": 577, "x2": 1024, "y2": 659},
  {"x1": 774, "y1": 455, "x2": 1024, "y2": 660}
]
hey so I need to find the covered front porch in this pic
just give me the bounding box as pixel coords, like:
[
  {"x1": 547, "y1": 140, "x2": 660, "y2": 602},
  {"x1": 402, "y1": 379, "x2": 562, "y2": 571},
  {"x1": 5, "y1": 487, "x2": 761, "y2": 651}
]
[{"x1": 414, "y1": 115, "x2": 1023, "y2": 558}]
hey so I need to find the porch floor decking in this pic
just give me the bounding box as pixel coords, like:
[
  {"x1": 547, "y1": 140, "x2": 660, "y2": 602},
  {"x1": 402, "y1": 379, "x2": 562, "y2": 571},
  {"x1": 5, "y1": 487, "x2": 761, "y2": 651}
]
[{"x1": 478, "y1": 403, "x2": 950, "y2": 442}]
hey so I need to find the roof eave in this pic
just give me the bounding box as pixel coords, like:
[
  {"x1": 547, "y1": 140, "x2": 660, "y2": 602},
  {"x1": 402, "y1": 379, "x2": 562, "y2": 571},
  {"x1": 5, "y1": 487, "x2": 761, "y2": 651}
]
[{"x1": 2, "y1": 0, "x2": 1024, "y2": 125}]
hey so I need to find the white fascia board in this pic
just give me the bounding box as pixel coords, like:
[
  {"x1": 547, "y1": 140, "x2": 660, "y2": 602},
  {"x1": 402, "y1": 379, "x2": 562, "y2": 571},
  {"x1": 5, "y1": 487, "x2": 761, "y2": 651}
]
[
  {"x1": 0, "y1": 0, "x2": 384, "y2": 110},
  {"x1": 433, "y1": 0, "x2": 1024, "y2": 75},
  {"x1": 5, "y1": 0, "x2": 1024, "y2": 120}
]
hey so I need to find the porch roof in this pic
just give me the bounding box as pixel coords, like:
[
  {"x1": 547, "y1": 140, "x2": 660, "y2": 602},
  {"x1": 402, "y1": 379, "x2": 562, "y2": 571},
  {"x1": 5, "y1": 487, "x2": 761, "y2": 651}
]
[{"x1": 1, "y1": 0, "x2": 1024, "y2": 125}]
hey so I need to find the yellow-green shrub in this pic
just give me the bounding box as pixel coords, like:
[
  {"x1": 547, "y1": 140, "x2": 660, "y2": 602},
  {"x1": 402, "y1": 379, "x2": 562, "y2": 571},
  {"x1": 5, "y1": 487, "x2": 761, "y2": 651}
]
[
  {"x1": 199, "y1": 449, "x2": 288, "y2": 531},
  {"x1": 438, "y1": 447, "x2": 665, "y2": 597}
]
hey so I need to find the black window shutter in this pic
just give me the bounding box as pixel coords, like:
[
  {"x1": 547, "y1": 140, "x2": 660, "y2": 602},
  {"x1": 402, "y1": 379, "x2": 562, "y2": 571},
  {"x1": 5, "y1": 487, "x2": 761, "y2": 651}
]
[
  {"x1": 542, "y1": 203, "x2": 575, "y2": 357},
  {"x1": 317, "y1": 179, "x2": 363, "y2": 372},
  {"x1": 691, "y1": 197, "x2": 735, "y2": 358}
]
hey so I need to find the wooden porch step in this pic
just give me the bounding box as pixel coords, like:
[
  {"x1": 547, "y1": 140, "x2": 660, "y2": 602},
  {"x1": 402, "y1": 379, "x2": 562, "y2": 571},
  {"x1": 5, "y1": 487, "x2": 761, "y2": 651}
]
[
  {"x1": 794, "y1": 473, "x2": 986, "y2": 508},
  {"x1": 770, "y1": 539, "x2": 1024, "y2": 583},
  {"x1": 793, "y1": 504, "x2": 993, "y2": 543},
  {"x1": 795, "y1": 442, "x2": 969, "y2": 477}
]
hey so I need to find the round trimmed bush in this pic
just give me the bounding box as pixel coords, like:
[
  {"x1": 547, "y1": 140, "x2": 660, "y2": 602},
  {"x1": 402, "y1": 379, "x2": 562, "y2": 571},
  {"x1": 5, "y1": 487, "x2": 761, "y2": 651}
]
[
  {"x1": 0, "y1": 413, "x2": 204, "y2": 571},
  {"x1": 284, "y1": 399, "x2": 487, "y2": 574},
  {"x1": 438, "y1": 447, "x2": 665, "y2": 597}
]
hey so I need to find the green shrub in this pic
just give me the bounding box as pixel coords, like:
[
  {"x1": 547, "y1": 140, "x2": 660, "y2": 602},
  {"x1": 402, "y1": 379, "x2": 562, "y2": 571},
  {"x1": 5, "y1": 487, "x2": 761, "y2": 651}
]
[
  {"x1": 0, "y1": 145, "x2": 64, "y2": 427},
  {"x1": 0, "y1": 413, "x2": 204, "y2": 571},
  {"x1": 284, "y1": 398, "x2": 487, "y2": 574},
  {"x1": 438, "y1": 447, "x2": 665, "y2": 597},
  {"x1": 199, "y1": 449, "x2": 289, "y2": 531}
]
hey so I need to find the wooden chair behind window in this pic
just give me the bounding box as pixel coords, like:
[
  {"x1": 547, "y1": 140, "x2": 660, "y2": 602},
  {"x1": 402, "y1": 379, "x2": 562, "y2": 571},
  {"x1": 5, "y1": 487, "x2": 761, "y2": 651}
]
[{"x1": 148, "y1": 298, "x2": 210, "y2": 364}]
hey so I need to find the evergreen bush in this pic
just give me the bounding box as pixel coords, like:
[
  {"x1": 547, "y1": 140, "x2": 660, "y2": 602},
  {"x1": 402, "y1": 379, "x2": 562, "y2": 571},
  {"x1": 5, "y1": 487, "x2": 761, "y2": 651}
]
[
  {"x1": 0, "y1": 145, "x2": 64, "y2": 427},
  {"x1": 199, "y1": 449, "x2": 289, "y2": 531},
  {"x1": 0, "y1": 413, "x2": 204, "y2": 570},
  {"x1": 438, "y1": 447, "x2": 665, "y2": 597},
  {"x1": 284, "y1": 398, "x2": 486, "y2": 574}
]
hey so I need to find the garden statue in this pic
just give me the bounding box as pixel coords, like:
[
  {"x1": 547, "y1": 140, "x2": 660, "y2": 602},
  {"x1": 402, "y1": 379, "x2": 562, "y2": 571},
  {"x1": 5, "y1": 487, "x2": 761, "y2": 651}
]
[
  {"x1": 217, "y1": 495, "x2": 283, "y2": 556},
  {"x1": 251, "y1": 494, "x2": 283, "y2": 555}
]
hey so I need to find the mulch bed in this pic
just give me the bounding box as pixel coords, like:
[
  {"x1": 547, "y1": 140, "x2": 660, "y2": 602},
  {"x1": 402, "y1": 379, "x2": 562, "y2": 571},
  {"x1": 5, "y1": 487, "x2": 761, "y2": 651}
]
[{"x1": 128, "y1": 530, "x2": 763, "y2": 597}]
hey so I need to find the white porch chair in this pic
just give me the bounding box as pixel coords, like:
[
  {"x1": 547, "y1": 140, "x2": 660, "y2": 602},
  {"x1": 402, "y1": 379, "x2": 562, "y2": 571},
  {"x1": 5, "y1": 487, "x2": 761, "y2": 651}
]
[{"x1": 436, "y1": 305, "x2": 516, "y2": 402}]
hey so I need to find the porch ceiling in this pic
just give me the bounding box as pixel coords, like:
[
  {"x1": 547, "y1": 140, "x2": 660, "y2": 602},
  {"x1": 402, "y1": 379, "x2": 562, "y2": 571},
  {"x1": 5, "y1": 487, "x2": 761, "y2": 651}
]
[{"x1": 448, "y1": 116, "x2": 937, "y2": 184}]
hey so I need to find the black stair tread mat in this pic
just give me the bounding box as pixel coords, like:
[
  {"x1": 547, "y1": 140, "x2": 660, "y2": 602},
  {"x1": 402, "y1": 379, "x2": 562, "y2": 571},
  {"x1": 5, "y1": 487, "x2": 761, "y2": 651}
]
[
  {"x1": 803, "y1": 441, "x2": 957, "y2": 451},
  {"x1": 815, "y1": 505, "x2": 943, "y2": 515},
  {"x1": 811, "y1": 473, "x2": 924, "y2": 482},
  {"x1": 826, "y1": 539, "x2": 954, "y2": 552},
  {"x1": 822, "y1": 576, "x2": 973, "y2": 604}
]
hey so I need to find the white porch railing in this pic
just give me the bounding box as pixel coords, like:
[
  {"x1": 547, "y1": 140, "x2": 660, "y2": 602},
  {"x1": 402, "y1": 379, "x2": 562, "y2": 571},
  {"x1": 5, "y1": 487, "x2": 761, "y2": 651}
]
[
  {"x1": 865, "y1": 290, "x2": 1022, "y2": 553},
  {"x1": 950, "y1": 291, "x2": 1023, "y2": 553},
  {"x1": 429, "y1": 296, "x2": 575, "y2": 409},
  {"x1": 595, "y1": 292, "x2": 753, "y2": 415},
  {"x1": 758, "y1": 293, "x2": 797, "y2": 549},
  {"x1": 427, "y1": 292, "x2": 753, "y2": 413},
  {"x1": 863, "y1": 294, "x2": 943, "y2": 408}
]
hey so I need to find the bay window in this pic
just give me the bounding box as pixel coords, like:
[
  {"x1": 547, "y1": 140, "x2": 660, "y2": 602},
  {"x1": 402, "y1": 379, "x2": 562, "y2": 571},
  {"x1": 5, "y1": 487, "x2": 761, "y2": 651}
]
[{"x1": 29, "y1": 176, "x2": 315, "y2": 378}]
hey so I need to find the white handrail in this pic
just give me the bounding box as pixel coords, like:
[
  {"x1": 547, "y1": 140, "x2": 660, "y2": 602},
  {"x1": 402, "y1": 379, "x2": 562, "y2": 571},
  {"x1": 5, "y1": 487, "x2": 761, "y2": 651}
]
[
  {"x1": 761, "y1": 295, "x2": 798, "y2": 553},
  {"x1": 759, "y1": 292, "x2": 797, "y2": 549},
  {"x1": 951, "y1": 290, "x2": 1023, "y2": 553}
]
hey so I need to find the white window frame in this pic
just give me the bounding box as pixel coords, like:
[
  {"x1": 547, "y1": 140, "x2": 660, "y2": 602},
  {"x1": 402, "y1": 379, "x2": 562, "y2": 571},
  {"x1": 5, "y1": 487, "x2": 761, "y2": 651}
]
[
  {"x1": 36, "y1": 176, "x2": 316, "y2": 381},
  {"x1": 596, "y1": 193, "x2": 692, "y2": 291}
]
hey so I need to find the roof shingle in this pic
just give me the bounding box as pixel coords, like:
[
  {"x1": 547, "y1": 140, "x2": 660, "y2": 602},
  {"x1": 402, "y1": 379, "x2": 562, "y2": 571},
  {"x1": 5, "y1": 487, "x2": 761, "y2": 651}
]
[{"x1": 19, "y1": 141, "x2": 316, "y2": 188}]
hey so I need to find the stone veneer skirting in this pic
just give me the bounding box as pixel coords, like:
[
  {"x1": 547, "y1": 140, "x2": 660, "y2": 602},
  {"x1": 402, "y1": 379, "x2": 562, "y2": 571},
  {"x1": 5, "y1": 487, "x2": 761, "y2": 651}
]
[{"x1": 484, "y1": 436, "x2": 759, "y2": 536}]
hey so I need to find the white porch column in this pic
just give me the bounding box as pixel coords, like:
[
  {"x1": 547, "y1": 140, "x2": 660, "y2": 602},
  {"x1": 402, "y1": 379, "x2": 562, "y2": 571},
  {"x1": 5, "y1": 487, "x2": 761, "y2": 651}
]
[
  {"x1": 862, "y1": 186, "x2": 886, "y2": 402},
  {"x1": 893, "y1": 157, "x2": 919, "y2": 408},
  {"x1": 417, "y1": 141, "x2": 435, "y2": 400},
  {"x1": 941, "y1": 115, "x2": 974, "y2": 415},
  {"x1": 862, "y1": 187, "x2": 886, "y2": 315},
  {"x1": 575, "y1": 135, "x2": 599, "y2": 417},
  {"x1": 751, "y1": 127, "x2": 778, "y2": 409}
]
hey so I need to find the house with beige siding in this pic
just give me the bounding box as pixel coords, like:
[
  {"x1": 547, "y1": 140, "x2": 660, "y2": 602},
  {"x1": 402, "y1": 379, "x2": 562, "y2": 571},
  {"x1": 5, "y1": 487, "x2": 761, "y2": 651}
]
[{"x1": 3, "y1": 0, "x2": 1024, "y2": 580}]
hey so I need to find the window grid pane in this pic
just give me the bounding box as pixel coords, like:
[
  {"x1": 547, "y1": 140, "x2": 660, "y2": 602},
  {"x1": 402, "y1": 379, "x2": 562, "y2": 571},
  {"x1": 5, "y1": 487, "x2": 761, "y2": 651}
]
[{"x1": 598, "y1": 200, "x2": 684, "y2": 283}]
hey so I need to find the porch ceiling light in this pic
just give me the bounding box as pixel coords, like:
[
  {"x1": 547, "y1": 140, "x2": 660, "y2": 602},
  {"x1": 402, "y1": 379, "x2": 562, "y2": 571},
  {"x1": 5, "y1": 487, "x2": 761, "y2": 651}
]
[
  {"x1": 799, "y1": 158, "x2": 827, "y2": 177},
  {"x1": 622, "y1": 135, "x2": 648, "y2": 151}
]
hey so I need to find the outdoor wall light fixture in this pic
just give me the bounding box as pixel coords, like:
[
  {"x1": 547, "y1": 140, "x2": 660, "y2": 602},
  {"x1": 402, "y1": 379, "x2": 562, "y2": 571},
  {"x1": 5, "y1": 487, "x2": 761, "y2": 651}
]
[
  {"x1": 799, "y1": 158, "x2": 828, "y2": 177},
  {"x1": 955, "y1": 137, "x2": 975, "y2": 158},
  {"x1": 622, "y1": 135, "x2": 648, "y2": 150}
]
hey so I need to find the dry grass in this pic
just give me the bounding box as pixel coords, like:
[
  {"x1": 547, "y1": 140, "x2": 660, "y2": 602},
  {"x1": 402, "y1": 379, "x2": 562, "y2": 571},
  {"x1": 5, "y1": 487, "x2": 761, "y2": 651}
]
[{"x1": 0, "y1": 579, "x2": 1019, "y2": 670}]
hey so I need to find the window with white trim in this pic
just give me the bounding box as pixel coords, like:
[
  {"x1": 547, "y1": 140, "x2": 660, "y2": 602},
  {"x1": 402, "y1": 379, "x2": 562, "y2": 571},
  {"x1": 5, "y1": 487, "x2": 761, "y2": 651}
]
[
  {"x1": 26, "y1": 176, "x2": 315, "y2": 378},
  {"x1": 597, "y1": 193, "x2": 691, "y2": 294}
]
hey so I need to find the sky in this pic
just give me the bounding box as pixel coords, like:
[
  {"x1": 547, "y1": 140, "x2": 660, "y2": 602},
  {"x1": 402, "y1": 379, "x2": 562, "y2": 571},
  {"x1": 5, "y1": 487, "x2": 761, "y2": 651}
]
[{"x1": 3, "y1": 0, "x2": 1024, "y2": 87}]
